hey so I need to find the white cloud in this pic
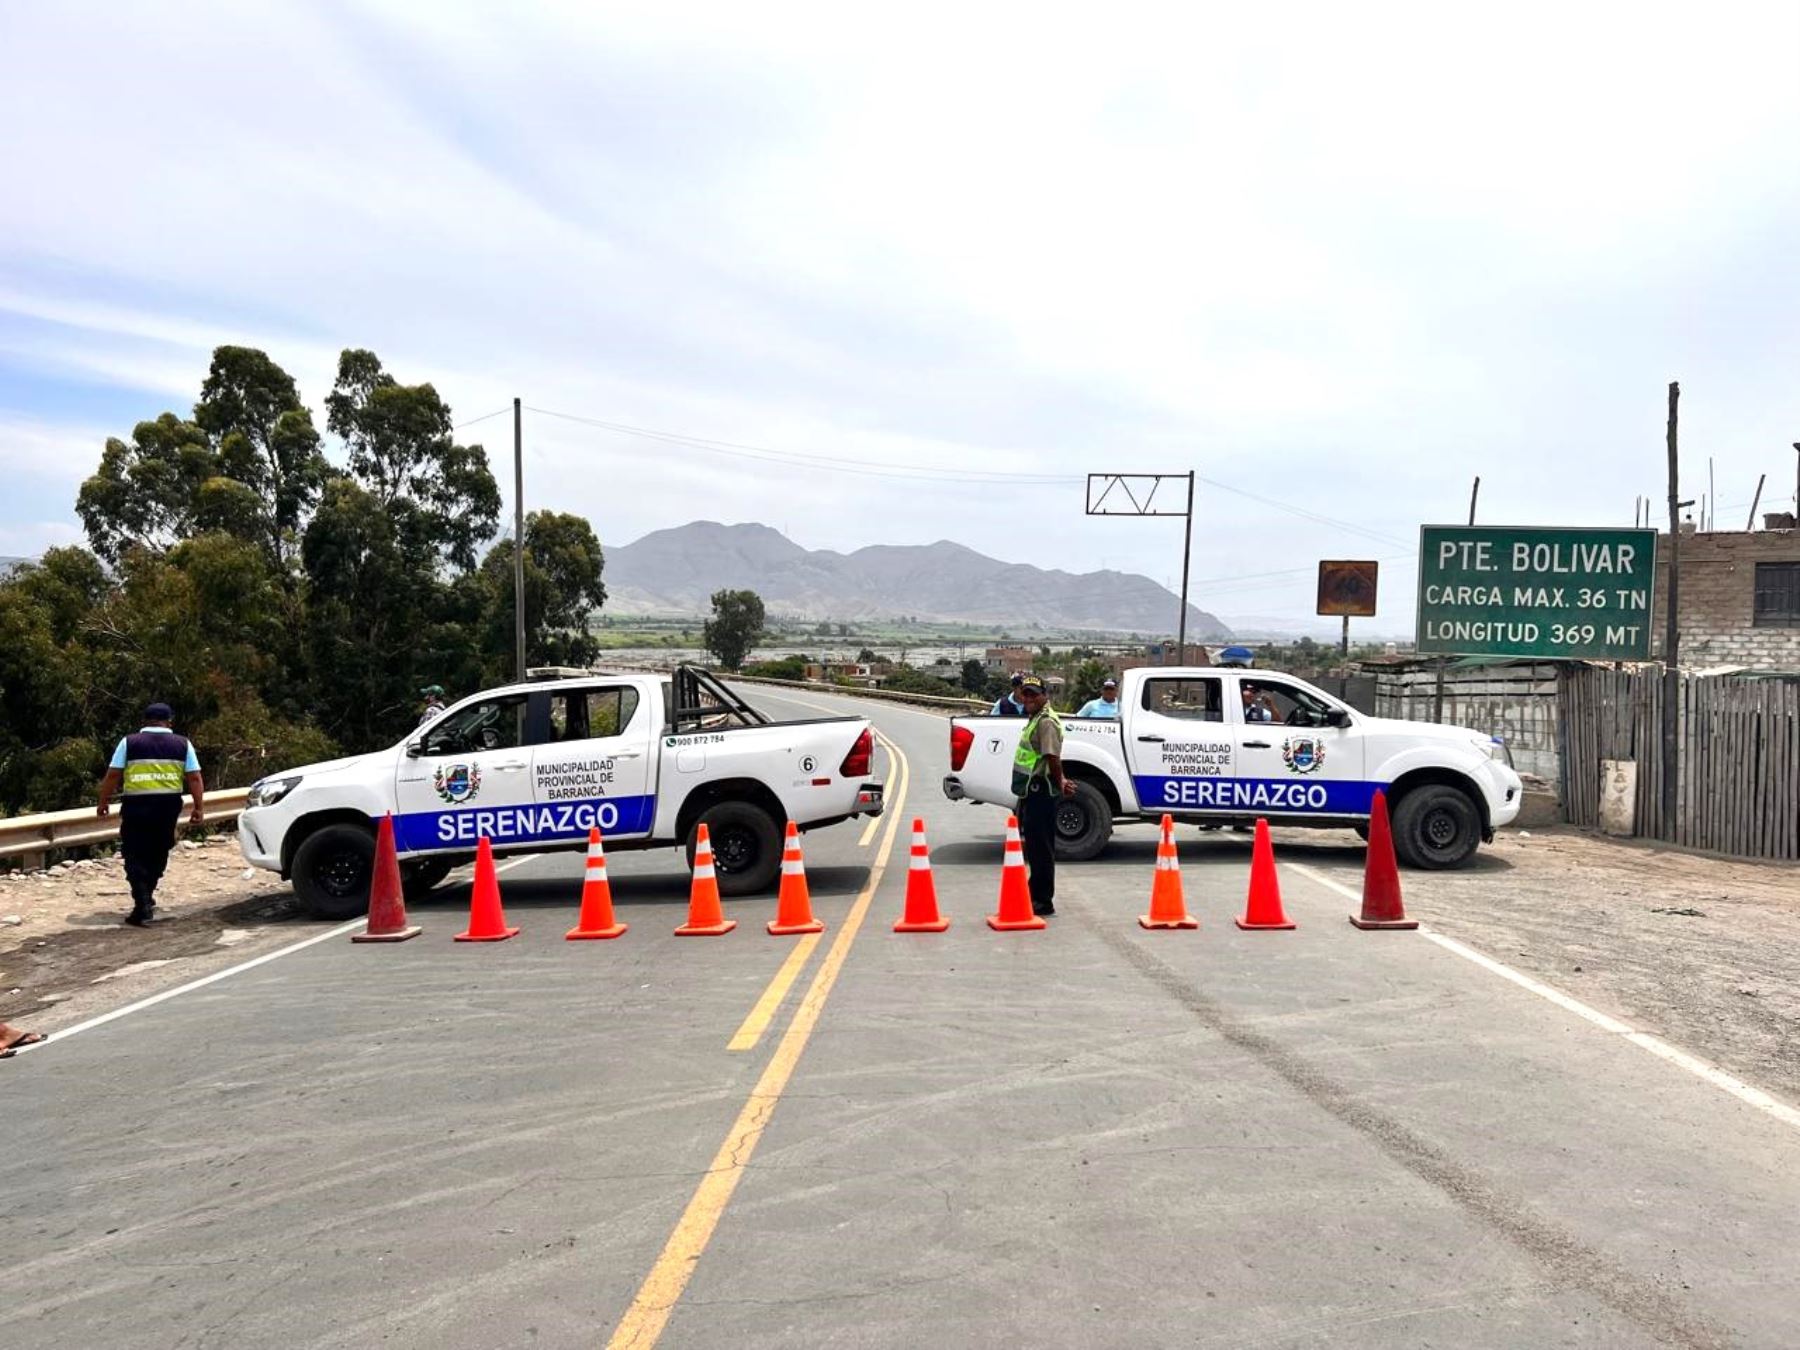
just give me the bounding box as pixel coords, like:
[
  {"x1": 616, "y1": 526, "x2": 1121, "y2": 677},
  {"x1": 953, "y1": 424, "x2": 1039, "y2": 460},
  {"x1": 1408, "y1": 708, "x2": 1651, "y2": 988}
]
[{"x1": 1, "y1": 0, "x2": 1797, "y2": 625}]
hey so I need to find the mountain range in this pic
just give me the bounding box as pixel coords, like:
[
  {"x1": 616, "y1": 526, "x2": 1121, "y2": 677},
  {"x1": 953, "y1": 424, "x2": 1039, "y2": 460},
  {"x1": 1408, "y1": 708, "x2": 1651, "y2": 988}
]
[{"x1": 604, "y1": 522, "x2": 1230, "y2": 637}]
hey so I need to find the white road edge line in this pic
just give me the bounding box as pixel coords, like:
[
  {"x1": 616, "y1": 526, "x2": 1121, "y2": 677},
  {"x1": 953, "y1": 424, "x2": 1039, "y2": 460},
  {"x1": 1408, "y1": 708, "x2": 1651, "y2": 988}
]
[
  {"x1": 1287, "y1": 861, "x2": 1800, "y2": 1134},
  {"x1": 12, "y1": 917, "x2": 365, "y2": 1055}
]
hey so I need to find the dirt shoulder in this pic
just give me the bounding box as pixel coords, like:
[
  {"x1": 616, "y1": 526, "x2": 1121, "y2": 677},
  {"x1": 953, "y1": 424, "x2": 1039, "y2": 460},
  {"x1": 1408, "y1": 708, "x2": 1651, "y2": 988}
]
[
  {"x1": 1392, "y1": 826, "x2": 1800, "y2": 1105},
  {"x1": 0, "y1": 834, "x2": 317, "y2": 1034}
]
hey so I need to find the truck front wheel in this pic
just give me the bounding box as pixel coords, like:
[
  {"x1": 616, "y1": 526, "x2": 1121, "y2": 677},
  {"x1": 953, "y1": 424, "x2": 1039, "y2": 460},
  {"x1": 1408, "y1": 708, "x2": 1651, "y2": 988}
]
[
  {"x1": 291, "y1": 822, "x2": 375, "y2": 919},
  {"x1": 1390, "y1": 785, "x2": 1481, "y2": 870},
  {"x1": 688, "y1": 802, "x2": 783, "y2": 896},
  {"x1": 1052, "y1": 780, "x2": 1113, "y2": 861}
]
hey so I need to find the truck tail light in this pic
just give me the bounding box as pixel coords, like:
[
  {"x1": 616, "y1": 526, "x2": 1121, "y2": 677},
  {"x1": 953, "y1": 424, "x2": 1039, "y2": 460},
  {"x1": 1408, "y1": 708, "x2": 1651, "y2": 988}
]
[
  {"x1": 840, "y1": 728, "x2": 873, "y2": 778},
  {"x1": 950, "y1": 723, "x2": 974, "y2": 771}
]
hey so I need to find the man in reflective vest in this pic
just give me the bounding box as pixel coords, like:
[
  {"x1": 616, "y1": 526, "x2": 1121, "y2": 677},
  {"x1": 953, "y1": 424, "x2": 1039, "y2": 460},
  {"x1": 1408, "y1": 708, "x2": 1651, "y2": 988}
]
[
  {"x1": 1011, "y1": 675, "x2": 1073, "y2": 916},
  {"x1": 96, "y1": 702, "x2": 205, "y2": 926}
]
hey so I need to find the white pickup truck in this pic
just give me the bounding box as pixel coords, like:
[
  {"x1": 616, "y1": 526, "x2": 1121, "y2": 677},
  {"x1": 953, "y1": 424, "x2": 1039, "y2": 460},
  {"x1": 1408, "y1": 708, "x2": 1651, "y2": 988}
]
[
  {"x1": 943, "y1": 666, "x2": 1520, "y2": 869},
  {"x1": 240, "y1": 666, "x2": 884, "y2": 917}
]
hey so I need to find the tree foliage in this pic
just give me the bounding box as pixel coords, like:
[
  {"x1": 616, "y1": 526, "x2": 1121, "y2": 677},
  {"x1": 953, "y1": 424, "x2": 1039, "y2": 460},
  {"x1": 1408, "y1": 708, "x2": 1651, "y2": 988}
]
[
  {"x1": 704, "y1": 589, "x2": 765, "y2": 671},
  {"x1": 0, "y1": 344, "x2": 609, "y2": 815}
]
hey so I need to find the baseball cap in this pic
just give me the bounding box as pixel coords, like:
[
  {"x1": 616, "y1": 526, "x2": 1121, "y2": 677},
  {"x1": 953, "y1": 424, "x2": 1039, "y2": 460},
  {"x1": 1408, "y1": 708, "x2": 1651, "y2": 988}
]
[
  {"x1": 1102, "y1": 677, "x2": 1118, "y2": 688},
  {"x1": 144, "y1": 701, "x2": 173, "y2": 721},
  {"x1": 1017, "y1": 674, "x2": 1048, "y2": 694},
  {"x1": 1009, "y1": 673, "x2": 1024, "y2": 686}
]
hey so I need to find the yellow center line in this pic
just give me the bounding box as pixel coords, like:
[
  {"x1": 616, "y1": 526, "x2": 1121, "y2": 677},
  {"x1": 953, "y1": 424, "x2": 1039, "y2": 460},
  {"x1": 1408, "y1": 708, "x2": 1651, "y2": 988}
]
[
  {"x1": 726, "y1": 932, "x2": 822, "y2": 1051},
  {"x1": 607, "y1": 736, "x2": 911, "y2": 1350}
]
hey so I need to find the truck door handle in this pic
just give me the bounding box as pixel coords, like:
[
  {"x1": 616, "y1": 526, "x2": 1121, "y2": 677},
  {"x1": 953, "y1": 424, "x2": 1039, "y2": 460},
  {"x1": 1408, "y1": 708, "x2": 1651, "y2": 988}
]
[
  {"x1": 1136, "y1": 735, "x2": 1165, "y2": 743},
  {"x1": 613, "y1": 750, "x2": 643, "y2": 760},
  {"x1": 1242, "y1": 740, "x2": 1272, "y2": 749}
]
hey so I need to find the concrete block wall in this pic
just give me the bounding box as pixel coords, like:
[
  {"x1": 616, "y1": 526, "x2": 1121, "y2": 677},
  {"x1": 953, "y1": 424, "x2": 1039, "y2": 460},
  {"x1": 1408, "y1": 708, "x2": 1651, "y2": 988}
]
[{"x1": 1651, "y1": 529, "x2": 1800, "y2": 669}]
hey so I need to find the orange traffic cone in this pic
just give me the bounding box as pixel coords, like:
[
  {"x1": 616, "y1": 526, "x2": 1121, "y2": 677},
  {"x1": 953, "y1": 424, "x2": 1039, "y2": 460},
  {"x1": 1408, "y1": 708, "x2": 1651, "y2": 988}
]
[
  {"x1": 1235, "y1": 818, "x2": 1296, "y2": 931},
  {"x1": 676, "y1": 823, "x2": 736, "y2": 936},
  {"x1": 455, "y1": 836, "x2": 519, "y2": 941},
  {"x1": 895, "y1": 818, "x2": 950, "y2": 932},
  {"x1": 987, "y1": 814, "x2": 1046, "y2": 931},
  {"x1": 566, "y1": 826, "x2": 627, "y2": 940},
  {"x1": 352, "y1": 812, "x2": 422, "y2": 942},
  {"x1": 1139, "y1": 814, "x2": 1198, "y2": 930},
  {"x1": 768, "y1": 821, "x2": 825, "y2": 935},
  {"x1": 1351, "y1": 790, "x2": 1417, "y2": 930}
]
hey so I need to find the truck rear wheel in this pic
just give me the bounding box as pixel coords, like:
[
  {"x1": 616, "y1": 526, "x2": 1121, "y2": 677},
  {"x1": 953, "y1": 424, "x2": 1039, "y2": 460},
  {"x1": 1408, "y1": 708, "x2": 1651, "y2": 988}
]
[
  {"x1": 1391, "y1": 785, "x2": 1481, "y2": 870},
  {"x1": 688, "y1": 801, "x2": 783, "y2": 896},
  {"x1": 1052, "y1": 780, "x2": 1113, "y2": 862},
  {"x1": 291, "y1": 822, "x2": 375, "y2": 919}
]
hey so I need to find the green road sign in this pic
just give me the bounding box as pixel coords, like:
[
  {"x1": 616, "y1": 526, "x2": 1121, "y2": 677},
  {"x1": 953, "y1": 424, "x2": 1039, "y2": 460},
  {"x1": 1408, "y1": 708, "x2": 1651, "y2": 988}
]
[{"x1": 1416, "y1": 525, "x2": 1658, "y2": 660}]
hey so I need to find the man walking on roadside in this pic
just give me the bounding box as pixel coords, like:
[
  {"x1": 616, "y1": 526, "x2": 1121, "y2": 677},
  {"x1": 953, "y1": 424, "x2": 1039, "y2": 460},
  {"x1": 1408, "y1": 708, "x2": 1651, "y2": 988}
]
[
  {"x1": 96, "y1": 702, "x2": 205, "y2": 927},
  {"x1": 1011, "y1": 675, "x2": 1073, "y2": 917}
]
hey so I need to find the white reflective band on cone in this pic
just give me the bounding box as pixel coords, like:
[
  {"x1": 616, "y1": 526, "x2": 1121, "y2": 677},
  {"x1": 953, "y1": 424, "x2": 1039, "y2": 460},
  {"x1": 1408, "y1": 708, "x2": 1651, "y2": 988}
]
[
  {"x1": 910, "y1": 853, "x2": 930, "y2": 869},
  {"x1": 781, "y1": 859, "x2": 804, "y2": 874},
  {"x1": 693, "y1": 863, "x2": 716, "y2": 880}
]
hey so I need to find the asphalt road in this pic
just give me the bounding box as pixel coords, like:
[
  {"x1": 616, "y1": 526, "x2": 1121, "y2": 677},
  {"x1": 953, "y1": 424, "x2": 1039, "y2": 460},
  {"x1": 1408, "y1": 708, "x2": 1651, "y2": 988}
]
[{"x1": 5, "y1": 686, "x2": 1799, "y2": 1349}]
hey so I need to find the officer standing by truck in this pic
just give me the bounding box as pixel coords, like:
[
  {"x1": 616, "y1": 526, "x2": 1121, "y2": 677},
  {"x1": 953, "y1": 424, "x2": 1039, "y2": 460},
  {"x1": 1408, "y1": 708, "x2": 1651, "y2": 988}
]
[
  {"x1": 1011, "y1": 675, "x2": 1073, "y2": 916},
  {"x1": 96, "y1": 702, "x2": 205, "y2": 926}
]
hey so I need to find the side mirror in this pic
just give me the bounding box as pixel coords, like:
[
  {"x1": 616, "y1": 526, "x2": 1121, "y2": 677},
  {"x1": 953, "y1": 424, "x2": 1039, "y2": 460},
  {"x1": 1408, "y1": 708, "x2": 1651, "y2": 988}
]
[
  {"x1": 406, "y1": 739, "x2": 425, "y2": 759},
  {"x1": 1323, "y1": 709, "x2": 1350, "y2": 728}
]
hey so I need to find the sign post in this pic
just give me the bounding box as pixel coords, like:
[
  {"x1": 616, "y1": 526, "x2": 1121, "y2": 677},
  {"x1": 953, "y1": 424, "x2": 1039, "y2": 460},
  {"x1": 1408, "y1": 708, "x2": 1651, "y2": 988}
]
[{"x1": 1416, "y1": 526, "x2": 1657, "y2": 660}]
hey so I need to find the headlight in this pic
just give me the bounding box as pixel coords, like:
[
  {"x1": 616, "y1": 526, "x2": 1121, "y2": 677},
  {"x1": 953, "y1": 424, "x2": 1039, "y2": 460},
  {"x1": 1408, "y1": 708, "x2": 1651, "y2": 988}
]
[
  {"x1": 1472, "y1": 736, "x2": 1510, "y2": 766},
  {"x1": 247, "y1": 775, "x2": 301, "y2": 807}
]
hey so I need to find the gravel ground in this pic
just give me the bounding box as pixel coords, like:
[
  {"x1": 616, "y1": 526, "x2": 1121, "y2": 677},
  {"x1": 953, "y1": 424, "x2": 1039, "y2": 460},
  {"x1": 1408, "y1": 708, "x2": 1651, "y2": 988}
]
[
  {"x1": 0, "y1": 834, "x2": 307, "y2": 1033},
  {"x1": 1383, "y1": 826, "x2": 1800, "y2": 1104},
  {"x1": 3, "y1": 824, "x2": 1795, "y2": 1109}
]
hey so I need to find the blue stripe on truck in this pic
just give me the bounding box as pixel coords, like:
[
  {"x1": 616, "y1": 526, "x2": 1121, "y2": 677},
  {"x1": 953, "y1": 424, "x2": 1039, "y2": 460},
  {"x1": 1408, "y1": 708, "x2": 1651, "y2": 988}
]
[
  {"x1": 390, "y1": 794, "x2": 657, "y2": 852},
  {"x1": 1132, "y1": 776, "x2": 1383, "y2": 815}
]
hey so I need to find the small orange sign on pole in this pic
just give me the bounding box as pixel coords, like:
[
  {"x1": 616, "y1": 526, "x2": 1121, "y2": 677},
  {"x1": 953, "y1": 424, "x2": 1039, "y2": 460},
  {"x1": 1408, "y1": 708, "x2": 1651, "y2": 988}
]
[{"x1": 1316, "y1": 560, "x2": 1379, "y2": 617}]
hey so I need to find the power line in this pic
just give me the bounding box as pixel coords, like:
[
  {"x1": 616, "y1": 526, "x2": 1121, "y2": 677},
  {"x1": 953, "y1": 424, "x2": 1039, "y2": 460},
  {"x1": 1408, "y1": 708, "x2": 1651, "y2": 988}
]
[
  {"x1": 523, "y1": 404, "x2": 1415, "y2": 548},
  {"x1": 526, "y1": 406, "x2": 1083, "y2": 486},
  {"x1": 453, "y1": 406, "x2": 512, "y2": 432}
]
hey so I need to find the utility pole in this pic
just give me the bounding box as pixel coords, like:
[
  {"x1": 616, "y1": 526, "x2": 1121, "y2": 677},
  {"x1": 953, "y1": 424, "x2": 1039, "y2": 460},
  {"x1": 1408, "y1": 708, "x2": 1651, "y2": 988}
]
[
  {"x1": 1432, "y1": 476, "x2": 1480, "y2": 723},
  {"x1": 1178, "y1": 470, "x2": 1195, "y2": 657},
  {"x1": 1085, "y1": 471, "x2": 1197, "y2": 660},
  {"x1": 1661, "y1": 382, "x2": 1681, "y2": 840},
  {"x1": 513, "y1": 397, "x2": 527, "y2": 681},
  {"x1": 1746, "y1": 474, "x2": 1765, "y2": 532}
]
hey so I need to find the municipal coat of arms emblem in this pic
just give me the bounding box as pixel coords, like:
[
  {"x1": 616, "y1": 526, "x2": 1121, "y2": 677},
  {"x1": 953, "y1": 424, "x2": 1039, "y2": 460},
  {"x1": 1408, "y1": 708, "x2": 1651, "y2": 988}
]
[
  {"x1": 433, "y1": 762, "x2": 482, "y2": 804},
  {"x1": 1281, "y1": 737, "x2": 1325, "y2": 775}
]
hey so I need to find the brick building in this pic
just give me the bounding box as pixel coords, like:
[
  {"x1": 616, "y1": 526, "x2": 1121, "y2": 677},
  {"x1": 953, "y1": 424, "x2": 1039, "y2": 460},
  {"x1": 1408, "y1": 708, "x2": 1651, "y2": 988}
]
[{"x1": 1652, "y1": 527, "x2": 1800, "y2": 669}]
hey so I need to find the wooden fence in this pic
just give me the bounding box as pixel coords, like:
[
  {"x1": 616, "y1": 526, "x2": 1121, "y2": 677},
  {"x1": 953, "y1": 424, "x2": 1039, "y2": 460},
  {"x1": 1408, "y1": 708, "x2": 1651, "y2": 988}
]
[{"x1": 1559, "y1": 667, "x2": 1800, "y2": 861}]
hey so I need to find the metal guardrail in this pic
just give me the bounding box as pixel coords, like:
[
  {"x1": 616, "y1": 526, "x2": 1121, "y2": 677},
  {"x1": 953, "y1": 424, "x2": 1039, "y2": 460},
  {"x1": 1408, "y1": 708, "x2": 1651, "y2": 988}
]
[
  {"x1": 0, "y1": 674, "x2": 967, "y2": 868},
  {"x1": 723, "y1": 672, "x2": 987, "y2": 714},
  {"x1": 0, "y1": 787, "x2": 250, "y2": 866}
]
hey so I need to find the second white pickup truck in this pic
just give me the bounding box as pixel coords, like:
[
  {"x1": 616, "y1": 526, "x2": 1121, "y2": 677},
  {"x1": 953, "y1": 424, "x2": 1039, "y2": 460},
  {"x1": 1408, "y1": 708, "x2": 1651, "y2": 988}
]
[
  {"x1": 240, "y1": 666, "x2": 884, "y2": 917},
  {"x1": 942, "y1": 666, "x2": 1520, "y2": 869}
]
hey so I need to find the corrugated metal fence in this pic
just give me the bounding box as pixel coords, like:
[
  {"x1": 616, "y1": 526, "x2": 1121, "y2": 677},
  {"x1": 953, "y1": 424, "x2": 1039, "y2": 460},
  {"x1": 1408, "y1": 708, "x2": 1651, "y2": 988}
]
[{"x1": 1559, "y1": 667, "x2": 1800, "y2": 861}]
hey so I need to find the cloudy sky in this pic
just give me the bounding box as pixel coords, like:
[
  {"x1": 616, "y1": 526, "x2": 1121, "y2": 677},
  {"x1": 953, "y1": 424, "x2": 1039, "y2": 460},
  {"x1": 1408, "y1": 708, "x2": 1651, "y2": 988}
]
[{"x1": 3, "y1": 1, "x2": 1797, "y2": 633}]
